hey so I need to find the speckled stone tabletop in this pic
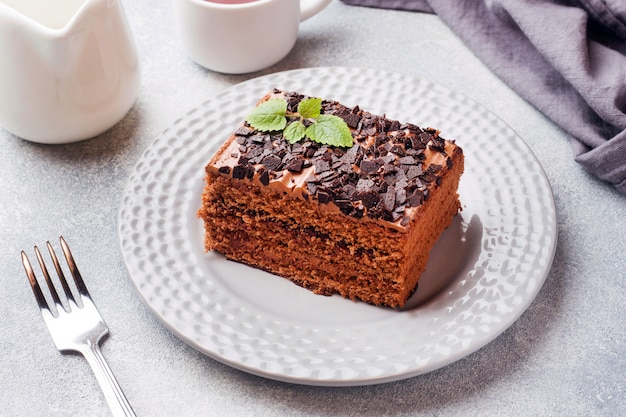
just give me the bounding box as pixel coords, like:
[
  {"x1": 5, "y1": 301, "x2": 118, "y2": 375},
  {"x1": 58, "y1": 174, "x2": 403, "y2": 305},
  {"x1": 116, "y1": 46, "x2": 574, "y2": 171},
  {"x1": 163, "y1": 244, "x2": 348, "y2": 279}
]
[{"x1": 1, "y1": 1, "x2": 624, "y2": 416}]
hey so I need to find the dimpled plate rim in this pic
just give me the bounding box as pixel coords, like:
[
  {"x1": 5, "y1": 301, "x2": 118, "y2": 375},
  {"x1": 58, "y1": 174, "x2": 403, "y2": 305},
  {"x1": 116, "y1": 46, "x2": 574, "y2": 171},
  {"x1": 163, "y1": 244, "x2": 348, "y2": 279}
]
[{"x1": 117, "y1": 67, "x2": 557, "y2": 386}]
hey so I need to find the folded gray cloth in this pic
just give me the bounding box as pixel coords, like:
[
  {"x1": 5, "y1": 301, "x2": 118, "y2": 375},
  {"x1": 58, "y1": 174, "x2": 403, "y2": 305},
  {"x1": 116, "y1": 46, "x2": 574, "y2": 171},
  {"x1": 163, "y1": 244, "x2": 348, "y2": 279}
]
[{"x1": 342, "y1": 0, "x2": 626, "y2": 195}]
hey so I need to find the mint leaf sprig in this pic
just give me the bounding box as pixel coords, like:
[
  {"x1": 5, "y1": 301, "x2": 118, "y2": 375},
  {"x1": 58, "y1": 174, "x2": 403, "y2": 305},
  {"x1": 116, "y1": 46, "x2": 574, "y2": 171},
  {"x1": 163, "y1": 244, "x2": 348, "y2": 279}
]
[{"x1": 245, "y1": 97, "x2": 353, "y2": 148}]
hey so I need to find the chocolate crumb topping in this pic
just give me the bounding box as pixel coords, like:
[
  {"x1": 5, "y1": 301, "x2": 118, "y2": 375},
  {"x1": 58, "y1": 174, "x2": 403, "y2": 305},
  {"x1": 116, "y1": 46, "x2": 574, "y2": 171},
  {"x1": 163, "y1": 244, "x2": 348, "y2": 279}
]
[{"x1": 218, "y1": 90, "x2": 455, "y2": 222}]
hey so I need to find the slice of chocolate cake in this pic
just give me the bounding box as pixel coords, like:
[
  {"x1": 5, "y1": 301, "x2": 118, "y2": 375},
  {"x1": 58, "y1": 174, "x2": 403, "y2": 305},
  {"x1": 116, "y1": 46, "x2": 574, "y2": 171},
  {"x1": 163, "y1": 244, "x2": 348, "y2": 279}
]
[{"x1": 198, "y1": 89, "x2": 464, "y2": 308}]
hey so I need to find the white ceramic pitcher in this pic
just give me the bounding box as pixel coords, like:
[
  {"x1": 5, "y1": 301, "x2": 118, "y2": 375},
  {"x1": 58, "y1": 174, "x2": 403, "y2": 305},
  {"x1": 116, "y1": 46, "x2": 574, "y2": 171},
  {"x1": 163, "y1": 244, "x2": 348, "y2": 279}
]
[{"x1": 0, "y1": 0, "x2": 140, "y2": 144}]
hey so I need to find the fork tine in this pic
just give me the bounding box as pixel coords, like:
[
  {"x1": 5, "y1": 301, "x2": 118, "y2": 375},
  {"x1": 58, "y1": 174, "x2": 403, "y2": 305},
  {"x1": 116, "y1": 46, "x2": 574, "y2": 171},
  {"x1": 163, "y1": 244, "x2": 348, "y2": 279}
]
[
  {"x1": 34, "y1": 245, "x2": 63, "y2": 309},
  {"x1": 47, "y1": 240, "x2": 77, "y2": 305},
  {"x1": 21, "y1": 251, "x2": 49, "y2": 311},
  {"x1": 59, "y1": 236, "x2": 90, "y2": 298}
]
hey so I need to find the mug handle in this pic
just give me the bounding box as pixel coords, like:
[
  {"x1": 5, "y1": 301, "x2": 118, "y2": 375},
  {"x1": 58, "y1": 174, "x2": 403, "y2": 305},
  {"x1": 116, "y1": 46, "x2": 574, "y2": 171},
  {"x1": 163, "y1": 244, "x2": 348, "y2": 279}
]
[{"x1": 300, "y1": 0, "x2": 333, "y2": 21}]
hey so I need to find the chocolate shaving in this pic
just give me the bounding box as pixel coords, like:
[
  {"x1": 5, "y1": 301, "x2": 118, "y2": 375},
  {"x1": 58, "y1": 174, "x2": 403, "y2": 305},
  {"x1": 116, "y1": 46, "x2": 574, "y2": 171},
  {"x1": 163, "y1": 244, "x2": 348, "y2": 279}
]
[
  {"x1": 341, "y1": 113, "x2": 361, "y2": 129},
  {"x1": 314, "y1": 159, "x2": 330, "y2": 174},
  {"x1": 382, "y1": 191, "x2": 395, "y2": 212},
  {"x1": 258, "y1": 168, "x2": 270, "y2": 186},
  {"x1": 261, "y1": 155, "x2": 282, "y2": 171},
  {"x1": 317, "y1": 191, "x2": 330, "y2": 204},
  {"x1": 232, "y1": 165, "x2": 246, "y2": 179},
  {"x1": 286, "y1": 158, "x2": 304, "y2": 173},
  {"x1": 356, "y1": 178, "x2": 375, "y2": 192},
  {"x1": 360, "y1": 159, "x2": 381, "y2": 175},
  {"x1": 405, "y1": 165, "x2": 423, "y2": 180},
  {"x1": 234, "y1": 126, "x2": 254, "y2": 136},
  {"x1": 353, "y1": 190, "x2": 380, "y2": 209},
  {"x1": 406, "y1": 190, "x2": 424, "y2": 207},
  {"x1": 399, "y1": 156, "x2": 418, "y2": 165}
]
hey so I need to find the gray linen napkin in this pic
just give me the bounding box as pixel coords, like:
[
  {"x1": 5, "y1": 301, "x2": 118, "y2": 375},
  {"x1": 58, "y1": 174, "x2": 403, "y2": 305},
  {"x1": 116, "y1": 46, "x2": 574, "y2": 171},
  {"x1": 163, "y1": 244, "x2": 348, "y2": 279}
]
[{"x1": 342, "y1": 0, "x2": 626, "y2": 195}]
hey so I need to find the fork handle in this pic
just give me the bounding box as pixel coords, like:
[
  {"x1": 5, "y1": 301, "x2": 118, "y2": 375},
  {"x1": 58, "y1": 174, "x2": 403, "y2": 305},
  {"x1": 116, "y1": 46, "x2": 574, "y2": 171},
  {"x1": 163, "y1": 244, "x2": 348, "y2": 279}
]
[{"x1": 80, "y1": 341, "x2": 137, "y2": 417}]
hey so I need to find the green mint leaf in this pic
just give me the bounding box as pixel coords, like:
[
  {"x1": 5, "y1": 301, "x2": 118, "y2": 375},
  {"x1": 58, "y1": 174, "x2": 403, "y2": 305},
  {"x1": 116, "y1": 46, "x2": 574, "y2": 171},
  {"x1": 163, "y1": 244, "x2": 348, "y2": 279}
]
[
  {"x1": 305, "y1": 114, "x2": 354, "y2": 147},
  {"x1": 297, "y1": 97, "x2": 322, "y2": 119},
  {"x1": 284, "y1": 121, "x2": 306, "y2": 144},
  {"x1": 245, "y1": 98, "x2": 287, "y2": 132},
  {"x1": 244, "y1": 96, "x2": 353, "y2": 148}
]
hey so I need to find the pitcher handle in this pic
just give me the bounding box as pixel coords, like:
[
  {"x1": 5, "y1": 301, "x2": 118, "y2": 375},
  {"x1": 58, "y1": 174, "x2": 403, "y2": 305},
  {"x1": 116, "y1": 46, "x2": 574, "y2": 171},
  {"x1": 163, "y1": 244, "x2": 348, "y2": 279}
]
[{"x1": 300, "y1": 0, "x2": 333, "y2": 22}]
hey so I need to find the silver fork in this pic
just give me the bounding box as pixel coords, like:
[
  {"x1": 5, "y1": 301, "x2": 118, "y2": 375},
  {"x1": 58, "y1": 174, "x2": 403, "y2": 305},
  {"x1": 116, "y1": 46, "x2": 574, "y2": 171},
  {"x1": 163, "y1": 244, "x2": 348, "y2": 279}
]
[{"x1": 21, "y1": 236, "x2": 136, "y2": 417}]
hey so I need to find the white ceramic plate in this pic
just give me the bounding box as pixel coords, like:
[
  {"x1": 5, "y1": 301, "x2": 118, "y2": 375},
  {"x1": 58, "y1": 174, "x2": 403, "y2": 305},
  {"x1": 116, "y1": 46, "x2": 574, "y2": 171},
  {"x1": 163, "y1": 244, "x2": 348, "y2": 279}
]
[{"x1": 118, "y1": 67, "x2": 557, "y2": 386}]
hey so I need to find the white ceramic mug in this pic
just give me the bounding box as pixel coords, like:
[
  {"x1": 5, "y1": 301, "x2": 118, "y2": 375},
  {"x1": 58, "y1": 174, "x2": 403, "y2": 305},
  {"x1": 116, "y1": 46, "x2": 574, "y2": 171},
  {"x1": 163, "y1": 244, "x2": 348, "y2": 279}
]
[
  {"x1": 173, "y1": 0, "x2": 333, "y2": 74},
  {"x1": 0, "y1": 0, "x2": 140, "y2": 144}
]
